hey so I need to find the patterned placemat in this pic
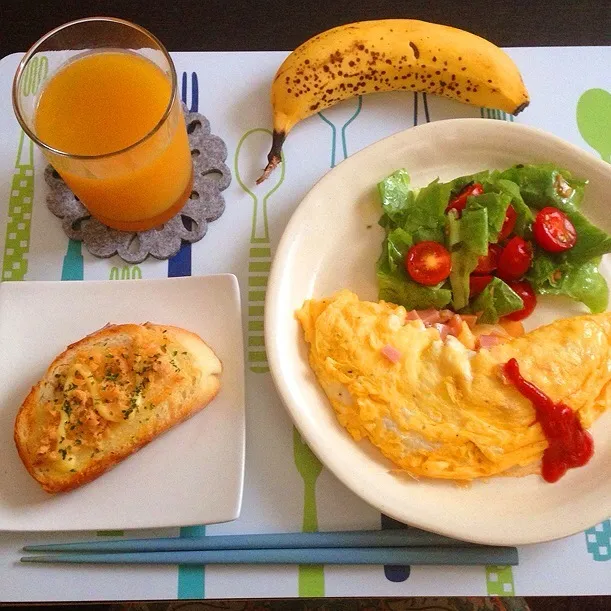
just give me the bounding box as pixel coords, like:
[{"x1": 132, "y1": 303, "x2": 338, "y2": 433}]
[{"x1": 0, "y1": 49, "x2": 609, "y2": 603}]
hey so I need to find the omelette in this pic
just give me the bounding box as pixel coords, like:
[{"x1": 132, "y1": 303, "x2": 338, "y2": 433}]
[{"x1": 296, "y1": 290, "x2": 610, "y2": 481}]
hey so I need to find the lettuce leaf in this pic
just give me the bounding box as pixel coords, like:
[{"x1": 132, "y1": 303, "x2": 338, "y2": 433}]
[
  {"x1": 383, "y1": 227, "x2": 413, "y2": 272},
  {"x1": 467, "y1": 277, "x2": 524, "y2": 324},
  {"x1": 491, "y1": 178, "x2": 534, "y2": 237},
  {"x1": 404, "y1": 179, "x2": 451, "y2": 244},
  {"x1": 561, "y1": 211, "x2": 611, "y2": 263},
  {"x1": 527, "y1": 253, "x2": 609, "y2": 313},
  {"x1": 448, "y1": 207, "x2": 489, "y2": 310},
  {"x1": 491, "y1": 164, "x2": 611, "y2": 263},
  {"x1": 465, "y1": 192, "x2": 511, "y2": 243},
  {"x1": 377, "y1": 264, "x2": 452, "y2": 310},
  {"x1": 498, "y1": 163, "x2": 587, "y2": 210},
  {"x1": 378, "y1": 169, "x2": 414, "y2": 229},
  {"x1": 377, "y1": 170, "x2": 451, "y2": 243}
]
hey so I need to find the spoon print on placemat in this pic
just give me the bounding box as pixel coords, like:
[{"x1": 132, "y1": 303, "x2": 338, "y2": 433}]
[
  {"x1": 235, "y1": 128, "x2": 324, "y2": 596},
  {"x1": 234, "y1": 128, "x2": 285, "y2": 373},
  {"x1": 577, "y1": 89, "x2": 611, "y2": 163}
]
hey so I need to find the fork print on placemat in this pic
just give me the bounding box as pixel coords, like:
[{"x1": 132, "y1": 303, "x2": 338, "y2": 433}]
[
  {"x1": 293, "y1": 427, "x2": 324, "y2": 596},
  {"x1": 169, "y1": 70, "x2": 207, "y2": 600},
  {"x1": 2, "y1": 56, "x2": 47, "y2": 282},
  {"x1": 168, "y1": 72, "x2": 199, "y2": 277}
]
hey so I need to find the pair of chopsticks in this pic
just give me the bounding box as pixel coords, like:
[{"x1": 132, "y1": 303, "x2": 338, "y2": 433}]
[{"x1": 21, "y1": 529, "x2": 518, "y2": 566}]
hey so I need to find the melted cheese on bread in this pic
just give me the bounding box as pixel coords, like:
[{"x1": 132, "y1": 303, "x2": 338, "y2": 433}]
[{"x1": 14, "y1": 323, "x2": 222, "y2": 493}]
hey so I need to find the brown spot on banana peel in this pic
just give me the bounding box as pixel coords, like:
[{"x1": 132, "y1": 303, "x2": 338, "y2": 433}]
[{"x1": 256, "y1": 131, "x2": 285, "y2": 185}]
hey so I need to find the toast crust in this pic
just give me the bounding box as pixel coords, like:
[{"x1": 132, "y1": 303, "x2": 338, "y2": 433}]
[{"x1": 14, "y1": 323, "x2": 222, "y2": 493}]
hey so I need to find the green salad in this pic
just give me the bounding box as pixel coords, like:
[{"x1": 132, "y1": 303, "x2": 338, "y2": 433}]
[{"x1": 376, "y1": 163, "x2": 611, "y2": 323}]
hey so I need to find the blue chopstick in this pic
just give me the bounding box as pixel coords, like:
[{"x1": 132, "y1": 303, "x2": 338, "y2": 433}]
[
  {"x1": 21, "y1": 546, "x2": 518, "y2": 566},
  {"x1": 24, "y1": 529, "x2": 482, "y2": 553}
]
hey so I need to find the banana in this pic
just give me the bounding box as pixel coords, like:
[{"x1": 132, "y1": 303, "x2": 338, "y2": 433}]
[{"x1": 257, "y1": 19, "x2": 529, "y2": 183}]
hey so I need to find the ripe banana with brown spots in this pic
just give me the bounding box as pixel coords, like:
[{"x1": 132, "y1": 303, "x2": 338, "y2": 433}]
[{"x1": 257, "y1": 19, "x2": 529, "y2": 183}]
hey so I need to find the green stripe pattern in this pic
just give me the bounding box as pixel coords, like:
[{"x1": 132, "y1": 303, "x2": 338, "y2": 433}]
[
  {"x1": 248, "y1": 245, "x2": 271, "y2": 372},
  {"x1": 2, "y1": 56, "x2": 48, "y2": 282},
  {"x1": 3, "y1": 134, "x2": 34, "y2": 281},
  {"x1": 480, "y1": 107, "x2": 515, "y2": 122}
]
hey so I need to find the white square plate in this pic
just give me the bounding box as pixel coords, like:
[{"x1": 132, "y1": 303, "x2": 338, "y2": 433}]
[{"x1": 0, "y1": 274, "x2": 245, "y2": 531}]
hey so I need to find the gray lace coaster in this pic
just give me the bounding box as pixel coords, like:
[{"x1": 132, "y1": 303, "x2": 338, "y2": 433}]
[{"x1": 46, "y1": 106, "x2": 231, "y2": 264}]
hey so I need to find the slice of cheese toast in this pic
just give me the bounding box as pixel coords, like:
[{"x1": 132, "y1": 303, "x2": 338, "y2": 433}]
[{"x1": 14, "y1": 323, "x2": 222, "y2": 493}]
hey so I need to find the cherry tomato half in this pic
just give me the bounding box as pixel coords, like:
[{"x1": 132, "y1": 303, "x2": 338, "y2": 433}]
[
  {"x1": 469, "y1": 274, "x2": 494, "y2": 297},
  {"x1": 405, "y1": 241, "x2": 452, "y2": 286},
  {"x1": 499, "y1": 205, "x2": 517, "y2": 241},
  {"x1": 473, "y1": 244, "x2": 502, "y2": 274},
  {"x1": 446, "y1": 182, "x2": 484, "y2": 214},
  {"x1": 497, "y1": 236, "x2": 533, "y2": 282},
  {"x1": 504, "y1": 281, "x2": 537, "y2": 321},
  {"x1": 533, "y1": 206, "x2": 577, "y2": 253}
]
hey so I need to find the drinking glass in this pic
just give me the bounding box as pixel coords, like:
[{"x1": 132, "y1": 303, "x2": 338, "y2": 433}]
[{"x1": 13, "y1": 17, "x2": 193, "y2": 232}]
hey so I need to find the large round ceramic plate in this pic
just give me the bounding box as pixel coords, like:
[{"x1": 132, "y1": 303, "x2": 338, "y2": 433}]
[{"x1": 266, "y1": 118, "x2": 611, "y2": 546}]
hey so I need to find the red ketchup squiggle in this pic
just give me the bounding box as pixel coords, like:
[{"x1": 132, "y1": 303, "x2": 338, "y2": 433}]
[{"x1": 503, "y1": 358, "x2": 594, "y2": 483}]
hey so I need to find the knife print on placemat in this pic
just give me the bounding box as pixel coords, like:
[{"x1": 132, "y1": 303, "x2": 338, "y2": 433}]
[
  {"x1": 480, "y1": 107, "x2": 515, "y2": 122},
  {"x1": 323, "y1": 94, "x2": 409, "y2": 584},
  {"x1": 2, "y1": 56, "x2": 47, "y2": 282},
  {"x1": 234, "y1": 128, "x2": 285, "y2": 373}
]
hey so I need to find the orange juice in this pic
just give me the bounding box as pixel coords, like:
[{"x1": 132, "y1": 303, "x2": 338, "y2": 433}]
[{"x1": 35, "y1": 51, "x2": 192, "y2": 231}]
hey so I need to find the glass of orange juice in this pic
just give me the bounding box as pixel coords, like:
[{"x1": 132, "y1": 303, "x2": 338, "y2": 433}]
[{"x1": 12, "y1": 17, "x2": 193, "y2": 232}]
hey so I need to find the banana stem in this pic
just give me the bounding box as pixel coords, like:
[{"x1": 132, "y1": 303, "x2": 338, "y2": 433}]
[{"x1": 256, "y1": 130, "x2": 285, "y2": 184}]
